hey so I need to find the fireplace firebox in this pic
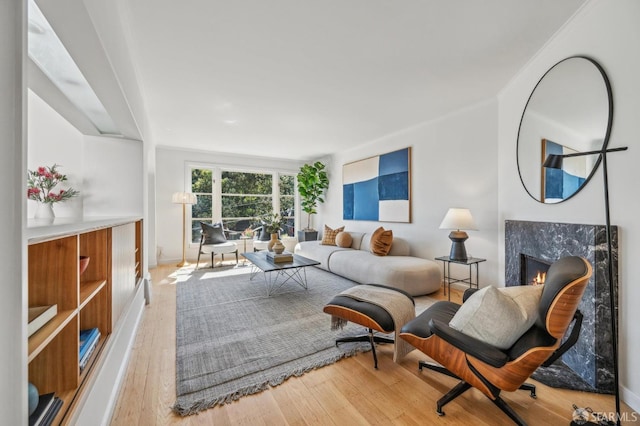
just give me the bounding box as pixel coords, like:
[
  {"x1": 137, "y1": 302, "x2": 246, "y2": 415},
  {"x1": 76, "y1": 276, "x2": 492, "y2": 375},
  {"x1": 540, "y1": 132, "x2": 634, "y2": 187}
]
[{"x1": 520, "y1": 254, "x2": 552, "y2": 286}]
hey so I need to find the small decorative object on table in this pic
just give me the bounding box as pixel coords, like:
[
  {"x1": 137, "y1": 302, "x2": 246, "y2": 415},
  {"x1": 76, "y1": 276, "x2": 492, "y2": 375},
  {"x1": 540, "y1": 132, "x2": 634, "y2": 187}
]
[
  {"x1": 271, "y1": 240, "x2": 285, "y2": 254},
  {"x1": 266, "y1": 251, "x2": 293, "y2": 263},
  {"x1": 27, "y1": 164, "x2": 79, "y2": 220}
]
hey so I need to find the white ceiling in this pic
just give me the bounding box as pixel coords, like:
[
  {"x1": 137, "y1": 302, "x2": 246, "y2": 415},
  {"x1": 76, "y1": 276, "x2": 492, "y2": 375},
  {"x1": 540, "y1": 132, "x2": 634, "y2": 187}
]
[{"x1": 119, "y1": 1, "x2": 586, "y2": 160}]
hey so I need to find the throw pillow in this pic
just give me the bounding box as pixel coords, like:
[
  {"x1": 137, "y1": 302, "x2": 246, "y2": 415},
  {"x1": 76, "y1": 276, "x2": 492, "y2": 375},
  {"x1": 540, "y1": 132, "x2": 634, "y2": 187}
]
[
  {"x1": 200, "y1": 222, "x2": 227, "y2": 244},
  {"x1": 448, "y1": 285, "x2": 543, "y2": 349},
  {"x1": 335, "y1": 231, "x2": 352, "y2": 248},
  {"x1": 370, "y1": 227, "x2": 393, "y2": 256},
  {"x1": 321, "y1": 225, "x2": 344, "y2": 246}
]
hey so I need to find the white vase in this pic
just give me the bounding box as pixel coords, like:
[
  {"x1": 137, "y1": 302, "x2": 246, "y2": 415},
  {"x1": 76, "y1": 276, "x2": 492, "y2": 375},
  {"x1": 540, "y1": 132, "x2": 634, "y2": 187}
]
[{"x1": 34, "y1": 203, "x2": 55, "y2": 220}]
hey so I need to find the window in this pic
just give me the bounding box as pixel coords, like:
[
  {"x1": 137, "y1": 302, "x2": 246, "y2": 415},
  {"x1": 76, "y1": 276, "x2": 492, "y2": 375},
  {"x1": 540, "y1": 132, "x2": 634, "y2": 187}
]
[{"x1": 189, "y1": 166, "x2": 297, "y2": 243}]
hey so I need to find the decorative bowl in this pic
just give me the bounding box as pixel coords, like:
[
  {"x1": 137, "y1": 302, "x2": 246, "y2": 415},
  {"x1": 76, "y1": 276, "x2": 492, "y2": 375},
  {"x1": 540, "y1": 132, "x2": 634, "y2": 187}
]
[{"x1": 79, "y1": 256, "x2": 90, "y2": 276}]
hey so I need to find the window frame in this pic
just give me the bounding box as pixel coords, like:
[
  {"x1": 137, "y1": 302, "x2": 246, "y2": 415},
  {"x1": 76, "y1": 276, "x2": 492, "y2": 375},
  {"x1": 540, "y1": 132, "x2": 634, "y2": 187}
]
[{"x1": 186, "y1": 162, "x2": 299, "y2": 246}]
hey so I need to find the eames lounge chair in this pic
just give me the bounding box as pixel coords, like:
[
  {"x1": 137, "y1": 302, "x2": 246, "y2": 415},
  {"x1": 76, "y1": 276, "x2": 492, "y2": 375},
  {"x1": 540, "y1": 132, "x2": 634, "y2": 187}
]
[{"x1": 400, "y1": 256, "x2": 592, "y2": 425}]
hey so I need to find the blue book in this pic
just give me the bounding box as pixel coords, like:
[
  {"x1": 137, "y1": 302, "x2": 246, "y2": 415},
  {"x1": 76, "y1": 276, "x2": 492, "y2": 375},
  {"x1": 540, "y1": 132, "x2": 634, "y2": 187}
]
[
  {"x1": 80, "y1": 332, "x2": 101, "y2": 371},
  {"x1": 79, "y1": 328, "x2": 100, "y2": 360}
]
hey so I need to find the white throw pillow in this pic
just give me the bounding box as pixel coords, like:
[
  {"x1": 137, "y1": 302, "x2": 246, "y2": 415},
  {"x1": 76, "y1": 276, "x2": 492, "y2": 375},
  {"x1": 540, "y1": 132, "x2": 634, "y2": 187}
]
[{"x1": 449, "y1": 285, "x2": 543, "y2": 349}]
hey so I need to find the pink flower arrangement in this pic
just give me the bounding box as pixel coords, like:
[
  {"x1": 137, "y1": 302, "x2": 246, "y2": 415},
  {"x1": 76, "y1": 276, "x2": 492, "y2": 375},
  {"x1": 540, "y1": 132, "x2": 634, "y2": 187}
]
[{"x1": 27, "y1": 164, "x2": 79, "y2": 204}]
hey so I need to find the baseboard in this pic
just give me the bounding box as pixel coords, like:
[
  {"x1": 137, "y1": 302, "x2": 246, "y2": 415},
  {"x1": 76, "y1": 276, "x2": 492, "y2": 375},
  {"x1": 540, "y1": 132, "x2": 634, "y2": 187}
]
[
  {"x1": 621, "y1": 384, "x2": 640, "y2": 414},
  {"x1": 69, "y1": 283, "x2": 146, "y2": 426}
]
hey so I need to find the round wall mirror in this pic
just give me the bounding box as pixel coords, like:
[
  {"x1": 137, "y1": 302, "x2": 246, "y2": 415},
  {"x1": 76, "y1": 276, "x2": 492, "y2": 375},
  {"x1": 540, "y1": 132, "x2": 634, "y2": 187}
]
[{"x1": 516, "y1": 56, "x2": 612, "y2": 203}]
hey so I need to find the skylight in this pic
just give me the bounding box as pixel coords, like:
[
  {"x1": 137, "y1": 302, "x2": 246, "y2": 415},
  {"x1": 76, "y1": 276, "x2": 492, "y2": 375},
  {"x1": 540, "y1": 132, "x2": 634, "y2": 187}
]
[{"x1": 27, "y1": 0, "x2": 120, "y2": 135}]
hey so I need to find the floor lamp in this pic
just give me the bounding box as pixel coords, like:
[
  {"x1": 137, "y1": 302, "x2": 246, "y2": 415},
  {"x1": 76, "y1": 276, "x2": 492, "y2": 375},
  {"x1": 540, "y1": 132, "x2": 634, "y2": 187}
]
[
  {"x1": 543, "y1": 145, "x2": 627, "y2": 426},
  {"x1": 172, "y1": 192, "x2": 197, "y2": 267}
]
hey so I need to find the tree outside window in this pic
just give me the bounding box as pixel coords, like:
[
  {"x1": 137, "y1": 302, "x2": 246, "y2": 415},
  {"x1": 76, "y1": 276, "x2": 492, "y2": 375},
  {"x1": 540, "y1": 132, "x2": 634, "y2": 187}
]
[{"x1": 189, "y1": 167, "x2": 296, "y2": 242}]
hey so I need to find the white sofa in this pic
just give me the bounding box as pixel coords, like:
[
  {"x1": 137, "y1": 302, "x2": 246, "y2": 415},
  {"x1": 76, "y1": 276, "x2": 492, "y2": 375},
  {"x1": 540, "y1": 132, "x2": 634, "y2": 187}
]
[{"x1": 294, "y1": 231, "x2": 441, "y2": 296}]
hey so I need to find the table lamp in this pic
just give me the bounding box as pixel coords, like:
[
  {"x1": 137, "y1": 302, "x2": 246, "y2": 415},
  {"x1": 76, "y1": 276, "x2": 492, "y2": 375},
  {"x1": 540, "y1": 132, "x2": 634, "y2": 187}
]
[
  {"x1": 439, "y1": 208, "x2": 477, "y2": 261},
  {"x1": 172, "y1": 192, "x2": 197, "y2": 267}
]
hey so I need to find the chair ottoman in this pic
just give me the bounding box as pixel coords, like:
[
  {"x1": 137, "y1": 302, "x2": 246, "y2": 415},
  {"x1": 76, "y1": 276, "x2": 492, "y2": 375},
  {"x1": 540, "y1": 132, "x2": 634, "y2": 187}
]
[{"x1": 323, "y1": 284, "x2": 415, "y2": 369}]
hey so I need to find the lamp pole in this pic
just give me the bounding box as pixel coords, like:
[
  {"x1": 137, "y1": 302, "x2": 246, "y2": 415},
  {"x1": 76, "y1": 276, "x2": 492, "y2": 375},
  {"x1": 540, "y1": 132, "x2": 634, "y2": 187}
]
[
  {"x1": 172, "y1": 192, "x2": 197, "y2": 267},
  {"x1": 544, "y1": 146, "x2": 627, "y2": 425},
  {"x1": 178, "y1": 202, "x2": 188, "y2": 267},
  {"x1": 602, "y1": 149, "x2": 621, "y2": 426}
]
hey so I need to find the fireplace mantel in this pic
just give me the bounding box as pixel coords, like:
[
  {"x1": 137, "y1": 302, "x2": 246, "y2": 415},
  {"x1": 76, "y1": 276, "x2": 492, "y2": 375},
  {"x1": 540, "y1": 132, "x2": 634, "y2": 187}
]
[{"x1": 505, "y1": 220, "x2": 618, "y2": 393}]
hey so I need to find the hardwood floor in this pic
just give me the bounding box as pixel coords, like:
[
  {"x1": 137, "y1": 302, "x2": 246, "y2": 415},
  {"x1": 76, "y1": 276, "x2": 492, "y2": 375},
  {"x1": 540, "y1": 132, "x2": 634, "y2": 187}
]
[{"x1": 110, "y1": 263, "x2": 625, "y2": 425}]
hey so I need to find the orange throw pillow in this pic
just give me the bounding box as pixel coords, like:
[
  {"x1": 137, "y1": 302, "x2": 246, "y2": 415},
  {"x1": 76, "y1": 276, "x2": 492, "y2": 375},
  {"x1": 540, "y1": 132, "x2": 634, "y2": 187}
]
[
  {"x1": 321, "y1": 225, "x2": 345, "y2": 246},
  {"x1": 370, "y1": 227, "x2": 393, "y2": 256},
  {"x1": 335, "y1": 232, "x2": 352, "y2": 248}
]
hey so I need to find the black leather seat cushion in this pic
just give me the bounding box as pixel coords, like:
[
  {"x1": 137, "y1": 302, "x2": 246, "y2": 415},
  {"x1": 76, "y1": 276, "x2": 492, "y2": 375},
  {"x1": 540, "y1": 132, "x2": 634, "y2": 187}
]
[{"x1": 400, "y1": 301, "x2": 459, "y2": 338}]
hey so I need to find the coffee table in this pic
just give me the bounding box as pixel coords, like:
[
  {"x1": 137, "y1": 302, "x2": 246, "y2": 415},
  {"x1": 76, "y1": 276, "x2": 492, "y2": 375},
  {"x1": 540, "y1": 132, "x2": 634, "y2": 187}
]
[{"x1": 242, "y1": 251, "x2": 320, "y2": 296}]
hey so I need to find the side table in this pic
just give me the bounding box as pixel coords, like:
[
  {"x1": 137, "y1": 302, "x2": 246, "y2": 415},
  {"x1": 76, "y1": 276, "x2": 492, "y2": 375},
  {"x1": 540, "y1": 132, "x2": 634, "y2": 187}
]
[
  {"x1": 239, "y1": 236, "x2": 252, "y2": 266},
  {"x1": 435, "y1": 256, "x2": 486, "y2": 301}
]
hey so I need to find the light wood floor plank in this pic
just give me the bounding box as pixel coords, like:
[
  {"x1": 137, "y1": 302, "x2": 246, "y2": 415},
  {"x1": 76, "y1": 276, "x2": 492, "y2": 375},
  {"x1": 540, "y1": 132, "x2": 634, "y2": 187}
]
[{"x1": 110, "y1": 263, "x2": 633, "y2": 425}]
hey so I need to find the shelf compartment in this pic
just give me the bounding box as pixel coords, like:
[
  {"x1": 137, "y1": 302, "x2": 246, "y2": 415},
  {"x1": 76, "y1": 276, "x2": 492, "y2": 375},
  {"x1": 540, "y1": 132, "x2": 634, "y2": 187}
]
[
  {"x1": 29, "y1": 236, "x2": 78, "y2": 312},
  {"x1": 28, "y1": 310, "x2": 76, "y2": 363},
  {"x1": 80, "y1": 285, "x2": 112, "y2": 338},
  {"x1": 79, "y1": 279, "x2": 107, "y2": 310},
  {"x1": 29, "y1": 317, "x2": 79, "y2": 395}
]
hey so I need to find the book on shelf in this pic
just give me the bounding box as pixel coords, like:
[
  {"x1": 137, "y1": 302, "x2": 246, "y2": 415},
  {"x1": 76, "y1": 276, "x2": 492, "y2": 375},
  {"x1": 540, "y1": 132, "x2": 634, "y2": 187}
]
[
  {"x1": 28, "y1": 305, "x2": 57, "y2": 337},
  {"x1": 79, "y1": 328, "x2": 101, "y2": 371},
  {"x1": 79, "y1": 334, "x2": 100, "y2": 372},
  {"x1": 29, "y1": 392, "x2": 62, "y2": 426},
  {"x1": 266, "y1": 251, "x2": 294, "y2": 263},
  {"x1": 39, "y1": 396, "x2": 62, "y2": 426}
]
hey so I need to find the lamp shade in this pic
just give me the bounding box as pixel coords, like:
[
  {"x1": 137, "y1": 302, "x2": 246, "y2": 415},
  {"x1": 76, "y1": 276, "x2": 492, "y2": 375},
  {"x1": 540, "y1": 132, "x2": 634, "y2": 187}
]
[
  {"x1": 172, "y1": 192, "x2": 197, "y2": 204},
  {"x1": 439, "y1": 208, "x2": 478, "y2": 231}
]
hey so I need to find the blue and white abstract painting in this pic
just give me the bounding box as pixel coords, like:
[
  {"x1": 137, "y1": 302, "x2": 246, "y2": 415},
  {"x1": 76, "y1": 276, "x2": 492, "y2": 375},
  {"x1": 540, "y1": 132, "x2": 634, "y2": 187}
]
[{"x1": 343, "y1": 147, "x2": 411, "y2": 222}]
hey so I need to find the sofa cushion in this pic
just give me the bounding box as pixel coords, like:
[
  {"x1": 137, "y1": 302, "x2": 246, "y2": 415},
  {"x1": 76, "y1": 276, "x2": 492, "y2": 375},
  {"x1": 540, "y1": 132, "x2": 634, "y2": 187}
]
[
  {"x1": 321, "y1": 224, "x2": 344, "y2": 246},
  {"x1": 335, "y1": 231, "x2": 352, "y2": 248},
  {"x1": 328, "y1": 250, "x2": 441, "y2": 296},
  {"x1": 349, "y1": 232, "x2": 366, "y2": 250},
  {"x1": 448, "y1": 285, "x2": 543, "y2": 349},
  {"x1": 370, "y1": 227, "x2": 393, "y2": 256},
  {"x1": 294, "y1": 241, "x2": 350, "y2": 270}
]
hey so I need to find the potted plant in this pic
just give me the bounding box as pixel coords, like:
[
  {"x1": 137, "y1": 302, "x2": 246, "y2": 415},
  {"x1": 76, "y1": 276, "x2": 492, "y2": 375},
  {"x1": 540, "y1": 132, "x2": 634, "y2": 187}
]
[
  {"x1": 260, "y1": 213, "x2": 286, "y2": 251},
  {"x1": 296, "y1": 161, "x2": 329, "y2": 241},
  {"x1": 27, "y1": 164, "x2": 79, "y2": 220}
]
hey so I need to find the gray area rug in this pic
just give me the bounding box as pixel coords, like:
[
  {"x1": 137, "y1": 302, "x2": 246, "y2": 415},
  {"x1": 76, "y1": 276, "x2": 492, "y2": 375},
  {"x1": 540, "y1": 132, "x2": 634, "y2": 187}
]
[{"x1": 173, "y1": 266, "x2": 379, "y2": 416}]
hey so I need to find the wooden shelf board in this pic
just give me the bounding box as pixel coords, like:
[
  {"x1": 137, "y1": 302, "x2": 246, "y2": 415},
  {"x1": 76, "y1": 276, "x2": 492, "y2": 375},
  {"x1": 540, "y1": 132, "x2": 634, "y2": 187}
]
[
  {"x1": 79, "y1": 280, "x2": 107, "y2": 310},
  {"x1": 28, "y1": 310, "x2": 76, "y2": 363}
]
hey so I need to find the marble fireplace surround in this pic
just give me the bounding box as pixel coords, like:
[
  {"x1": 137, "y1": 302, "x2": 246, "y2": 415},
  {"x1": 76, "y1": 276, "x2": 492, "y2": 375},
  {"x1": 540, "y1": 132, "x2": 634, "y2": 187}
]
[{"x1": 505, "y1": 220, "x2": 618, "y2": 393}]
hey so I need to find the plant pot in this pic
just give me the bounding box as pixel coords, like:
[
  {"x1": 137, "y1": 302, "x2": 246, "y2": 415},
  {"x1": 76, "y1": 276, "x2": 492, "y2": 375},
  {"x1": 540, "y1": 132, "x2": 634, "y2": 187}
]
[{"x1": 297, "y1": 230, "x2": 318, "y2": 242}]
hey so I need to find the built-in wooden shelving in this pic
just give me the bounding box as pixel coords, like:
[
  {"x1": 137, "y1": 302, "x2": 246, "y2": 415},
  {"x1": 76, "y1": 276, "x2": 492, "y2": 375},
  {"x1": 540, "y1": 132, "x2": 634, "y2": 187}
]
[{"x1": 27, "y1": 218, "x2": 142, "y2": 425}]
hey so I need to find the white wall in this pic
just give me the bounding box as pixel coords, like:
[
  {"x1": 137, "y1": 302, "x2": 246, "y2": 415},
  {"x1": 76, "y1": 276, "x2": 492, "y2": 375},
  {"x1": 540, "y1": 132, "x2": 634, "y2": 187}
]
[
  {"x1": 83, "y1": 135, "x2": 143, "y2": 217},
  {"x1": 498, "y1": 0, "x2": 640, "y2": 410},
  {"x1": 154, "y1": 147, "x2": 303, "y2": 264},
  {"x1": 27, "y1": 90, "x2": 84, "y2": 218},
  {"x1": 321, "y1": 99, "x2": 500, "y2": 286},
  {"x1": 27, "y1": 91, "x2": 144, "y2": 220}
]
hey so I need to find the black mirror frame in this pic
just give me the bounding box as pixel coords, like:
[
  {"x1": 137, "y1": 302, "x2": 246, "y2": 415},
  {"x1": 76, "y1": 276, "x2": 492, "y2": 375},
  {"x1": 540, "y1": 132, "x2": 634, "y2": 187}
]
[{"x1": 516, "y1": 56, "x2": 614, "y2": 204}]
